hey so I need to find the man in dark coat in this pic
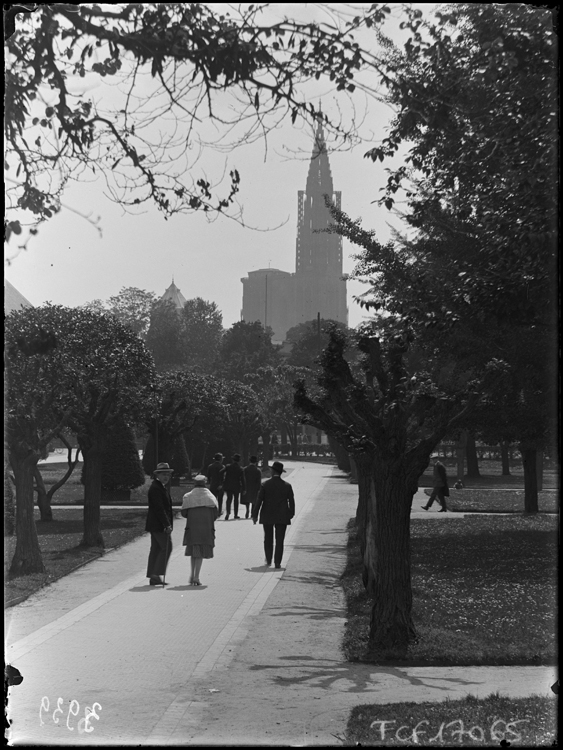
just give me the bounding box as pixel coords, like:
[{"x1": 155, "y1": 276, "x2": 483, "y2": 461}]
[
  {"x1": 146, "y1": 462, "x2": 174, "y2": 585},
  {"x1": 252, "y1": 461, "x2": 295, "y2": 568},
  {"x1": 422, "y1": 459, "x2": 449, "y2": 512},
  {"x1": 206, "y1": 452, "x2": 226, "y2": 515},
  {"x1": 222, "y1": 454, "x2": 246, "y2": 520},
  {"x1": 242, "y1": 455, "x2": 262, "y2": 519}
]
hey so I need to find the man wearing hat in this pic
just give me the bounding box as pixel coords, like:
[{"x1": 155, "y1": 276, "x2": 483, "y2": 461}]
[
  {"x1": 205, "y1": 453, "x2": 226, "y2": 515},
  {"x1": 145, "y1": 462, "x2": 174, "y2": 585},
  {"x1": 252, "y1": 461, "x2": 295, "y2": 569}
]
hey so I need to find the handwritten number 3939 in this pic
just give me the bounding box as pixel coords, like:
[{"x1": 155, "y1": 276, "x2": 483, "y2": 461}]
[{"x1": 40, "y1": 697, "x2": 101, "y2": 733}]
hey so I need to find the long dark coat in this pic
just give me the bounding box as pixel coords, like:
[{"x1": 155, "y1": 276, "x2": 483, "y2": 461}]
[
  {"x1": 252, "y1": 476, "x2": 295, "y2": 525},
  {"x1": 243, "y1": 463, "x2": 262, "y2": 505},
  {"x1": 222, "y1": 462, "x2": 246, "y2": 492},
  {"x1": 145, "y1": 479, "x2": 174, "y2": 533},
  {"x1": 206, "y1": 460, "x2": 226, "y2": 491}
]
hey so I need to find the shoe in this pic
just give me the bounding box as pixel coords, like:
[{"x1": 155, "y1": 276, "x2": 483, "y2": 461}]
[
  {"x1": 274, "y1": 565, "x2": 281, "y2": 569},
  {"x1": 264, "y1": 559, "x2": 271, "y2": 567},
  {"x1": 234, "y1": 515, "x2": 240, "y2": 519},
  {"x1": 149, "y1": 578, "x2": 167, "y2": 586},
  {"x1": 421, "y1": 506, "x2": 429, "y2": 511},
  {"x1": 439, "y1": 509, "x2": 447, "y2": 512},
  {"x1": 193, "y1": 580, "x2": 202, "y2": 586},
  {"x1": 225, "y1": 515, "x2": 230, "y2": 521}
]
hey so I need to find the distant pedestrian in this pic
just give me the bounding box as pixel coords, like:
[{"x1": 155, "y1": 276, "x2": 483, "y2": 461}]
[
  {"x1": 206, "y1": 452, "x2": 226, "y2": 515},
  {"x1": 252, "y1": 461, "x2": 295, "y2": 568},
  {"x1": 422, "y1": 460, "x2": 450, "y2": 512},
  {"x1": 181, "y1": 475, "x2": 219, "y2": 586},
  {"x1": 223, "y1": 454, "x2": 246, "y2": 520},
  {"x1": 243, "y1": 455, "x2": 262, "y2": 519},
  {"x1": 145, "y1": 462, "x2": 174, "y2": 586}
]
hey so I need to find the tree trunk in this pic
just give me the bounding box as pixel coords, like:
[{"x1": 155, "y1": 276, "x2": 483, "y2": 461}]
[
  {"x1": 261, "y1": 432, "x2": 271, "y2": 470},
  {"x1": 9, "y1": 450, "x2": 45, "y2": 575},
  {"x1": 536, "y1": 450, "x2": 543, "y2": 492},
  {"x1": 465, "y1": 431, "x2": 480, "y2": 477},
  {"x1": 354, "y1": 453, "x2": 376, "y2": 593},
  {"x1": 349, "y1": 455, "x2": 358, "y2": 484},
  {"x1": 34, "y1": 466, "x2": 53, "y2": 521},
  {"x1": 80, "y1": 440, "x2": 105, "y2": 547},
  {"x1": 500, "y1": 441, "x2": 511, "y2": 475},
  {"x1": 368, "y1": 464, "x2": 417, "y2": 658},
  {"x1": 520, "y1": 446, "x2": 539, "y2": 513},
  {"x1": 455, "y1": 431, "x2": 467, "y2": 480}
]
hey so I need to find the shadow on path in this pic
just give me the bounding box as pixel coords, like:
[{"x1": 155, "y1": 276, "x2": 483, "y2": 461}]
[{"x1": 248, "y1": 658, "x2": 484, "y2": 695}]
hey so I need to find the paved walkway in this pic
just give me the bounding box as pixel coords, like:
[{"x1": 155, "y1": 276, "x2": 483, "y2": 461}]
[{"x1": 5, "y1": 463, "x2": 555, "y2": 746}]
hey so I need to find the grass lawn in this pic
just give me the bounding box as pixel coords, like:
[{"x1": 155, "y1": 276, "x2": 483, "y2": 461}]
[
  {"x1": 35, "y1": 461, "x2": 193, "y2": 505},
  {"x1": 425, "y1": 488, "x2": 559, "y2": 513},
  {"x1": 342, "y1": 515, "x2": 557, "y2": 666},
  {"x1": 344, "y1": 693, "x2": 557, "y2": 747},
  {"x1": 417, "y1": 459, "x2": 558, "y2": 489},
  {"x1": 4, "y1": 507, "x2": 157, "y2": 607}
]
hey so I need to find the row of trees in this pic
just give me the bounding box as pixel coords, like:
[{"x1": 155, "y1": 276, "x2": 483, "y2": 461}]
[
  {"x1": 294, "y1": 4, "x2": 556, "y2": 657},
  {"x1": 5, "y1": 302, "x2": 325, "y2": 575}
]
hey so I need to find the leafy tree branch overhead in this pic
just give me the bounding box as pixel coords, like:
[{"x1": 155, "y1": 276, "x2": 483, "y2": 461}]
[{"x1": 4, "y1": 2, "x2": 388, "y2": 245}]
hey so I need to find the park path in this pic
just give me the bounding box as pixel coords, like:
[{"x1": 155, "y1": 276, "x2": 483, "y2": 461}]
[{"x1": 5, "y1": 462, "x2": 555, "y2": 746}]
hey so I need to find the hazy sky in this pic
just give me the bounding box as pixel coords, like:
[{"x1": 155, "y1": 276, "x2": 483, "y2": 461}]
[{"x1": 5, "y1": 4, "x2": 425, "y2": 330}]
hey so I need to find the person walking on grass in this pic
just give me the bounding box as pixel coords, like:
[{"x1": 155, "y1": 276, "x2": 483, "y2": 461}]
[
  {"x1": 181, "y1": 475, "x2": 219, "y2": 586},
  {"x1": 422, "y1": 459, "x2": 450, "y2": 512},
  {"x1": 145, "y1": 462, "x2": 174, "y2": 586},
  {"x1": 242, "y1": 455, "x2": 262, "y2": 519},
  {"x1": 252, "y1": 461, "x2": 295, "y2": 569},
  {"x1": 223, "y1": 453, "x2": 246, "y2": 520},
  {"x1": 206, "y1": 452, "x2": 226, "y2": 516}
]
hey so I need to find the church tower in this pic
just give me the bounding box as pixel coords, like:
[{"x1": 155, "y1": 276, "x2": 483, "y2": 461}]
[{"x1": 293, "y1": 120, "x2": 348, "y2": 326}]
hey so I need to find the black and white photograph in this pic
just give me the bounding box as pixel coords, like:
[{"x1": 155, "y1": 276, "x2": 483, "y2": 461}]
[{"x1": 5, "y1": 2, "x2": 557, "y2": 746}]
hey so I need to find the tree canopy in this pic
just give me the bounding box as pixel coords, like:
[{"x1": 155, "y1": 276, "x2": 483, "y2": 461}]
[
  {"x1": 5, "y1": 2, "x2": 388, "y2": 246},
  {"x1": 219, "y1": 320, "x2": 281, "y2": 381}
]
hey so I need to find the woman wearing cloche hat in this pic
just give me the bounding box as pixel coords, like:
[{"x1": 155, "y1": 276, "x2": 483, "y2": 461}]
[{"x1": 181, "y1": 475, "x2": 219, "y2": 585}]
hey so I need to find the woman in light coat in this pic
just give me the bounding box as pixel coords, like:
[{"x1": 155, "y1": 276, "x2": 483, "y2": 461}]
[{"x1": 181, "y1": 475, "x2": 219, "y2": 585}]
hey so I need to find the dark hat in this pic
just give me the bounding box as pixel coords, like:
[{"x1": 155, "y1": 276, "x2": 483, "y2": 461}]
[
  {"x1": 271, "y1": 461, "x2": 285, "y2": 474},
  {"x1": 154, "y1": 462, "x2": 173, "y2": 473},
  {"x1": 232, "y1": 454, "x2": 241, "y2": 461},
  {"x1": 213, "y1": 453, "x2": 223, "y2": 460},
  {"x1": 249, "y1": 455, "x2": 258, "y2": 463}
]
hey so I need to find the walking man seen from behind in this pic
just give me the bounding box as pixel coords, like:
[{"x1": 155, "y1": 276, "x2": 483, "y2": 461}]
[
  {"x1": 206, "y1": 452, "x2": 226, "y2": 516},
  {"x1": 252, "y1": 461, "x2": 295, "y2": 569},
  {"x1": 422, "y1": 459, "x2": 449, "y2": 512},
  {"x1": 146, "y1": 462, "x2": 174, "y2": 585}
]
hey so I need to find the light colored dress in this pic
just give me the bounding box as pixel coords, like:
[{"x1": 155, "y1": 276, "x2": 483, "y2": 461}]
[{"x1": 181, "y1": 487, "x2": 219, "y2": 558}]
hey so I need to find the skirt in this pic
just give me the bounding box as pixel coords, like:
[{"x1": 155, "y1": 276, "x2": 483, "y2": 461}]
[{"x1": 184, "y1": 544, "x2": 214, "y2": 559}]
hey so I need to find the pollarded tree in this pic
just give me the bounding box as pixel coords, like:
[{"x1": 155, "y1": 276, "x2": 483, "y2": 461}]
[
  {"x1": 219, "y1": 321, "x2": 282, "y2": 382},
  {"x1": 219, "y1": 381, "x2": 262, "y2": 464},
  {"x1": 7, "y1": 305, "x2": 156, "y2": 549},
  {"x1": 244, "y1": 364, "x2": 313, "y2": 464},
  {"x1": 4, "y1": 3, "x2": 389, "y2": 246},
  {"x1": 180, "y1": 298, "x2": 223, "y2": 374},
  {"x1": 145, "y1": 299, "x2": 185, "y2": 372},
  {"x1": 295, "y1": 326, "x2": 505, "y2": 656},
  {"x1": 286, "y1": 318, "x2": 351, "y2": 370},
  {"x1": 107, "y1": 287, "x2": 157, "y2": 340},
  {"x1": 142, "y1": 371, "x2": 225, "y2": 476},
  {"x1": 5, "y1": 314, "x2": 71, "y2": 574},
  {"x1": 94, "y1": 417, "x2": 145, "y2": 502}
]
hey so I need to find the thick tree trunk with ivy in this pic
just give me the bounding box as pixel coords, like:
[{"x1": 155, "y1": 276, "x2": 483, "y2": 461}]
[
  {"x1": 9, "y1": 450, "x2": 45, "y2": 575},
  {"x1": 80, "y1": 434, "x2": 105, "y2": 547},
  {"x1": 520, "y1": 446, "x2": 539, "y2": 514}
]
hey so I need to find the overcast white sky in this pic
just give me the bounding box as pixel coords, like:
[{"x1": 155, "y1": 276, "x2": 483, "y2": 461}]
[{"x1": 5, "y1": 3, "x2": 431, "y2": 330}]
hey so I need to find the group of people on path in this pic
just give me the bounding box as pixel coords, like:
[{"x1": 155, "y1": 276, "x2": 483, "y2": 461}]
[
  {"x1": 205, "y1": 453, "x2": 262, "y2": 520},
  {"x1": 144, "y1": 456, "x2": 295, "y2": 587}
]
